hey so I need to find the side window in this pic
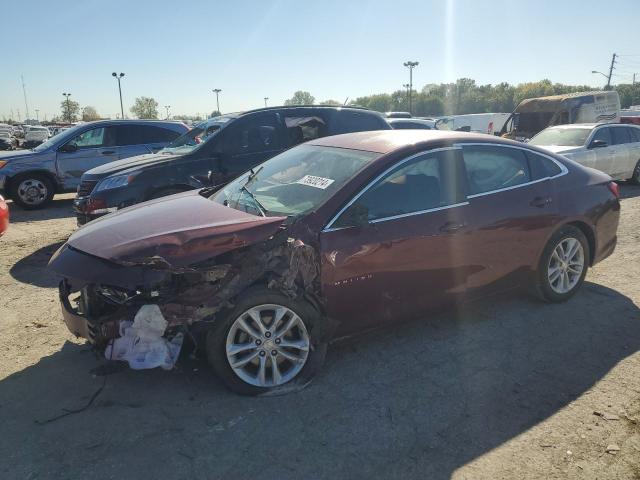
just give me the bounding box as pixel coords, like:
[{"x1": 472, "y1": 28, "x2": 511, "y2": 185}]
[
  {"x1": 627, "y1": 127, "x2": 640, "y2": 143},
  {"x1": 336, "y1": 149, "x2": 463, "y2": 225},
  {"x1": 141, "y1": 126, "x2": 181, "y2": 143},
  {"x1": 225, "y1": 114, "x2": 280, "y2": 155},
  {"x1": 526, "y1": 151, "x2": 562, "y2": 180},
  {"x1": 114, "y1": 125, "x2": 178, "y2": 146},
  {"x1": 285, "y1": 116, "x2": 327, "y2": 147},
  {"x1": 71, "y1": 127, "x2": 112, "y2": 148},
  {"x1": 336, "y1": 111, "x2": 385, "y2": 133},
  {"x1": 590, "y1": 127, "x2": 612, "y2": 147},
  {"x1": 611, "y1": 127, "x2": 631, "y2": 145},
  {"x1": 462, "y1": 145, "x2": 530, "y2": 195}
]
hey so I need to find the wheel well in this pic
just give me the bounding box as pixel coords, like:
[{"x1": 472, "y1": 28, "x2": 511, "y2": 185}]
[
  {"x1": 5, "y1": 171, "x2": 61, "y2": 196},
  {"x1": 567, "y1": 221, "x2": 596, "y2": 266}
]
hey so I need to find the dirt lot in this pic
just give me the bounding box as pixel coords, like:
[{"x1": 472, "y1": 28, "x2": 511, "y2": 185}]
[{"x1": 1, "y1": 189, "x2": 639, "y2": 480}]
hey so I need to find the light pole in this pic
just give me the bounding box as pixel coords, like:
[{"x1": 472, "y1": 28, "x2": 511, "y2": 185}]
[
  {"x1": 403, "y1": 61, "x2": 419, "y2": 114},
  {"x1": 212, "y1": 89, "x2": 222, "y2": 114},
  {"x1": 164, "y1": 105, "x2": 171, "y2": 119},
  {"x1": 35, "y1": 109, "x2": 39, "y2": 122},
  {"x1": 62, "y1": 93, "x2": 72, "y2": 122},
  {"x1": 264, "y1": 97, "x2": 269, "y2": 107},
  {"x1": 402, "y1": 83, "x2": 410, "y2": 109},
  {"x1": 112, "y1": 72, "x2": 125, "y2": 119}
]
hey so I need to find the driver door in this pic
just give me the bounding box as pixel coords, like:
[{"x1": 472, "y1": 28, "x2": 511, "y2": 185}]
[{"x1": 55, "y1": 126, "x2": 118, "y2": 190}]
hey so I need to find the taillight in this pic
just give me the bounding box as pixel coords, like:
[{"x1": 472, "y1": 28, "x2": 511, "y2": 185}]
[{"x1": 607, "y1": 181, "x2": 620, "y2": 199}]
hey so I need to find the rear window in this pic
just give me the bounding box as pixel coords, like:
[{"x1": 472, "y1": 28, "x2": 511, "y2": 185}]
[
  {"x1": 611, "y1": 127, "x2": 631, "y2": 145},
  {"x1": 526, "y1": 151, "x2": 563, "y2": 179},
  {"x1": 335, "y1": 111, "x2": 385, "y2": 133},
  {"x1": 462, "y1": 145, "x2": 531, "y2": 195},
  {"x1": 115, "y1": 125, "x2": 181, "y2": 146},
  {"x1": 627, "y1": 127, "x2": 640, "y2": 143}
]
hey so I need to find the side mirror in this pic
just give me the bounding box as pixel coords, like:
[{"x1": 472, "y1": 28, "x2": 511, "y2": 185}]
[
  {"x1": 589, "y1": 139, "x2": 608, "y2": 149},
  {"x1": 59, "y1": 142, "x2": 78, "y2": 153},
  {"x1": 339, "y1": 203, "x2": 370, "y2": 228}
]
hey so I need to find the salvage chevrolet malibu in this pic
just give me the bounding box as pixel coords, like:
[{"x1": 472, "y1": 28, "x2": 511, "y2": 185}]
[{"x1": 48, "y1": 130, "x2": 620, "y2": 395}]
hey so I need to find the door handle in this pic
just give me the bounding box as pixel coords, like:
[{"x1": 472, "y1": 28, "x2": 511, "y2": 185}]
[
  {"x1": 439, "y1": 221, "x2": 466, "y2": 233},
  {"x1": 100, "y1": 150, "x2": 115, "y2": 155},
  {"x1": 530, "y1": 196, "x2": 553, "y2": 208}
]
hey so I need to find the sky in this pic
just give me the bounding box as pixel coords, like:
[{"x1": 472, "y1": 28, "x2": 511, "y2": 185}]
[{"x1": 3, "y1": 0, "x2": 640, "y2": 121}]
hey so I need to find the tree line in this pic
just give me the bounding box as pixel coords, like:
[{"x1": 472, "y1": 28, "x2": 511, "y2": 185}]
[
  {"x1": 44, "y1": 78, "x2": 640, "y2": 123},
  {"x1": 285, "y1": 79, "x2": 640, "y2": 117}
]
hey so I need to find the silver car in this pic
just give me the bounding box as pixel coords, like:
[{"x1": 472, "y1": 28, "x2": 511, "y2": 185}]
[{"x1": 529, "y1": 123, "x2": 640, "y2": 183}]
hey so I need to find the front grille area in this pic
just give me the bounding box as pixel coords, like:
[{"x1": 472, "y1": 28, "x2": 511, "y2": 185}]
[{"x1": 77, "y1": 180, "x2": 98, "y2": 197}]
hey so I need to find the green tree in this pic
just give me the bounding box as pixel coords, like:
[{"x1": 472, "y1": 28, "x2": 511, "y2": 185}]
[
  {"x1": 130, "y1": 97, "x2": 159, "y2": 119},
  {"x1": 284, "y1": 91, "x2": 315, "y2": 106},
  {"x1": 82, "y1": 106, "x2": 100, "y2": 121},
  {"x1": 210, "y1": 110, "x2": 221, "y2": 118},
  {"x1": 615, "y1": 83, "x2": 640, "y2": 108},
  {"x1": 319, "y1": 99, "x2": 341, "y2": 106},
  {"x1": 60, "y1": 99, "x2": 80, "y2": 122}
]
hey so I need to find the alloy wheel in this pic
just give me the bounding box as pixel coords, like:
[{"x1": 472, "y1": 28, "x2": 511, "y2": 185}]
[
  {"x1": 225, "y1": 304, "x2": 310, "y2": 387},
  {"x1": 17, "y1": 179, "x2": 48, "y2": 206},
  {"x1": 547, "y1": 237, "x2": 585, "y2": 294}
]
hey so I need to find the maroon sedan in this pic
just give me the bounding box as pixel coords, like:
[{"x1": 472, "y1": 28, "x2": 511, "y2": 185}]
[{"x1": 49, "y1": 130, "x2": 620, "y2": 394}]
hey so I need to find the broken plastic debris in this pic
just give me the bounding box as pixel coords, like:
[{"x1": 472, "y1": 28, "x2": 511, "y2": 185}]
[{"x1": 104, "y1": 305, "x2": 183, "y2": 370}]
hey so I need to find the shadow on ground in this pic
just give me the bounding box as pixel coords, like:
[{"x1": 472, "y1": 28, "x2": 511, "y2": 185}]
[
  {"x1": 6, "y1": 195, "x2": 75, "y2": 224},
  {"x1": 0, "y1": 282, "x2": 638, "y2": 479},
  {"x1": 10, "y1": 241, "x2": 65, "y2": 287},
  {"x1": 619, "y1": 182, "x2": 640, "y2": 199}
]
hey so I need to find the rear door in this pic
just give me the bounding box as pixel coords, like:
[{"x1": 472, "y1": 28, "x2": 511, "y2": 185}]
[
  {"x1": 458, "y1": 144, "x2": 560, "y2": 295},
  {"x1": 320, "y1": 147, "x2": 473, "y2": 334},
  {"x1": 55, "y1": 126, "x2": 118, "y2": 190},
  {"x1": 218, "y1": 113, "x2": 284, "y2": 181},
  {"x1": 627, "y1": 127, "x2": 640, "y2": 178},
  {"x1": 608, "y1": 126, "x2": 632, "y2": 179}
]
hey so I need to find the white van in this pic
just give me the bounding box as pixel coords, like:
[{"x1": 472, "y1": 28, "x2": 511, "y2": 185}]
[
  {"x1": 500, "y1": 91, "x2": 620, "y2": 141},
  {"x1": 434, "y1": 113, "x2": 510, "y2": 135}
]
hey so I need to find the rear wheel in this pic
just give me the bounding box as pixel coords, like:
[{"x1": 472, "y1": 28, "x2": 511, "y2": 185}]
[
  {"x1": 206, "y1": 286, "x2": 327, "y2": 395},
  {"x1": 534, "y1": 225, "x2": 589, "y2": 302},
  {"x1": 10, "y1": 174, "x2": 55, "y2": 209}
]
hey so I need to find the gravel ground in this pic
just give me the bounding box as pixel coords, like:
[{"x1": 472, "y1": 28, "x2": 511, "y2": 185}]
[{"x1": 0, "y1": 189, "x2": 639, "y2": 480}]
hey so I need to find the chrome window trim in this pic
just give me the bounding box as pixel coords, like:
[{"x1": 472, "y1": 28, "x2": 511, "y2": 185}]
[
  {"x1": 455, "y1": 142, "x2": 568, "y2": 199},
  {"x1": 322, "y1": 146, "x2": 462, "y2": 232}
]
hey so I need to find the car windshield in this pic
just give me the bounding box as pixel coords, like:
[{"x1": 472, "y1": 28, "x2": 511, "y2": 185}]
[
  {"x1": 529, "y1": 128, "x2": 591, "y2": 146},
  {"x1": 160, "y1": 117, "x2": 231, "y2": 155},
  {"x1": 31, "y1": 124, "x2": 84, "y2": 152},
  {"x1": 210, "y1": 144, "x2": 380, "y2": 217}
]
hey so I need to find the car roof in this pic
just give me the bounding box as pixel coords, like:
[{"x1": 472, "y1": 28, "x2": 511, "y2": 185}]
[
  {"x1": 546, "y1": 123, "x2": 630, "y2": 130},
  {"x1": 237, "y1": 105, "x2": 385, "y2": 117},
  {"x1": 307, "y1": 129, "x2": 503, "y2": 154}
]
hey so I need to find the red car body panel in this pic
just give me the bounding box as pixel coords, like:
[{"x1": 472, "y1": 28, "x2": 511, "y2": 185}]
[{"x1": 0, "y1": 195, "x2": 9, "y2": 236}]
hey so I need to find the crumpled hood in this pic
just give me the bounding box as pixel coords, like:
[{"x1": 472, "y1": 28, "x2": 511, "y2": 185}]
[
  {"x1": 65, "y1": 190, "x2": 287, "y2": 268},
  {"x1": 533, "y1": 145, "x2": 584, "y2": 155}
]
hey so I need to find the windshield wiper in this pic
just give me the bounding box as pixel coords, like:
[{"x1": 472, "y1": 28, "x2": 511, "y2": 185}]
[{"x1": 239, "y1": 185, "x2": 267, "y2": 217}]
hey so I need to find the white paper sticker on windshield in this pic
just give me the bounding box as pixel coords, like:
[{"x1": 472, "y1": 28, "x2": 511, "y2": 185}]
[{"x1": 296, "y1": 175, "x2": 335, "y2": 189}]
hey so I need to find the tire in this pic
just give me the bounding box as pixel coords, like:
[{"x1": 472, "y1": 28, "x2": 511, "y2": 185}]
[
  {"x1": 10, "y1": 174, "x2": 55, "y2": 209},
  {"x1": 206, "y1": 286, "x2": 328, "y2": 396},
  {"x1": 628, "y1": 159, "x2": 640, "y2": 185},
  {"x1": 534, "y1": 225, "x2": 590, "y2": 303}
]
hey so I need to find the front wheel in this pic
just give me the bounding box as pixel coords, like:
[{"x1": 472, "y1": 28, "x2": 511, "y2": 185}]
[
  {"x1": 206, "y1": 286, "x2": 327, "y2": 395},
  {"x1": 534, "y1": 225, "x2": 590, "y2": 302},
  {"x1": 10, "y1": 174, "x2": 55, "y2": 209}
]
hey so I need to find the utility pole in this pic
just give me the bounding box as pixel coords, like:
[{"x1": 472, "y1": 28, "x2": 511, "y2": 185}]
[
  {"x1": 164, "y1": 105, "x2": 171, "y2": 119},
  {"x1": 403, "y1": 83, "x2": 410, "y2": 109},
  {"x1": 403, "y1": 61, "x2": 419, "y2": 114},
  {"x1": 633, "y1": 73, "x2": 637, "y2": 86},
  {"x1": 112, "y1": 72, "x2": 125, "y2": 119},
  {"x1": 35, "y1": 109, "x2": 39, "y2": 122},
  {"x1": 264, "y1": 97, "x2": 269, "y2": 107},
  {"x1": 212, "y1": 89, "x2": 222, "y2": 114},
  {"x1": 606, "y1": 53, "x2": 617, "y2": 90},
  {"x1": 21, "y1": 75, "x2": 30, "y2": 120}
]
